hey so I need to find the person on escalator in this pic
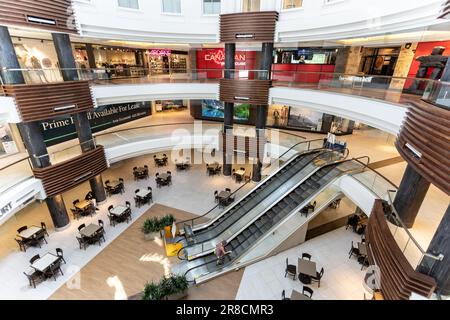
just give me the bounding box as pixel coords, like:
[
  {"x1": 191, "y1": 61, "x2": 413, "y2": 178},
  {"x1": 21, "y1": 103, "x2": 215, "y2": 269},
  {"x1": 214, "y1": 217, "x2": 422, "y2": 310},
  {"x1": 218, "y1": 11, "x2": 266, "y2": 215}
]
[{"x1": 215, "y1": 240, "x2": 232, "y2": 266}]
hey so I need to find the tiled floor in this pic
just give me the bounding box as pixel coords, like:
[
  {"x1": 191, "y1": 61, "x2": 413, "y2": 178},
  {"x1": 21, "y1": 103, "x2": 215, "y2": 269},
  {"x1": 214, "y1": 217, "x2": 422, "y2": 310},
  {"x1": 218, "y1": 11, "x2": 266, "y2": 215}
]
[{"x1": 236, "y1": 227, "x2": 366, "y2": 300}]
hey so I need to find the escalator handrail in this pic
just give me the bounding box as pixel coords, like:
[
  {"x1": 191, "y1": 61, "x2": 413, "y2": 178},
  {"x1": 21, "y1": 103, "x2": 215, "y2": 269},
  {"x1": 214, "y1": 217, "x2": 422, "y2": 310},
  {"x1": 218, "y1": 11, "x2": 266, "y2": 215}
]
[
  {"x1": 178, "y1": 147, "x2": 346, "y2": 259},
  {"x1": 175, "y1": 138, "x2": 324, "y2": 231},
  {"x1": 182, "y1": 155, "x2": 369, "y2": 280}
]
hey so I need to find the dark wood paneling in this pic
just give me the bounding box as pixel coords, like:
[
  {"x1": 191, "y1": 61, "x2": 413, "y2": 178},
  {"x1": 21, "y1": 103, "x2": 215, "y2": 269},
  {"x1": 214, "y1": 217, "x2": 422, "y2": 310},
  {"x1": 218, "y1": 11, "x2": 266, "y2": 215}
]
[
  {"x1": 219, "y1": 79, "x2": 271, "y2": 105},
  {"x1": 220, "y1": 11, "x2": 278, "y2": 43},
  {"x1": 366, "y1": 200, "x2": 437, "y2": 300},
  {"x1": 395, "y1": 101, "x2": 450, "y2": 195},
  {"x1": 438, "y1": 0, "x2": 450, "y2": 18},
  {"x1": 219, "y1": 132, "x2": 266, "y2": 159},
  {"x1": 0, "y1": 0, "x2": 77, "y2": 33},
  {"x1": 33, "y1": 146, "x2": 108, "y2": 198},
  {"x1": 1, "y1": 81, "x2": 94, "y2": 122}
]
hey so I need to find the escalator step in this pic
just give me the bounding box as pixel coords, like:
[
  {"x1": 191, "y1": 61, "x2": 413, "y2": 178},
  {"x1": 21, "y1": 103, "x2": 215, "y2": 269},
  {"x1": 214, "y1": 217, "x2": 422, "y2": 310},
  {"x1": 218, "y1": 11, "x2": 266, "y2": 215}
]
[
  {"x1": 237, "y1": 235, "x2": 246, "y2": 243},
  {"x1": 249, "y1": 225, "x2": 258, "y2": 233},
  {"x1": 243, "y1": 230, "x2": 251, "y2": 238}
]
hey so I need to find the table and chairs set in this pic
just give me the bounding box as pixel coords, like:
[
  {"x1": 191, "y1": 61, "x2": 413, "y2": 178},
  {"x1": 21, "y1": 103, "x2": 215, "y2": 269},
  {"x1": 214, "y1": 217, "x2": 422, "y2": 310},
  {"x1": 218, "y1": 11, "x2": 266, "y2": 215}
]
[
  {"x1": 76, "y1": 221, "x2": 106, "y2": 250},
  {"x1": 284, "y1": 252, "x2": 325, "y2": 300},
  {"x1": 206, "y1": 162, "x2": 221, "y2": 176},
  {"x1": 156, "y1": 171, "x2": 172, "y2": 187},
  {"x1": 23, "y1": 248, "x2": 66, "y2": 288},
  {"x1": 105, "y1": 178, "x2": 125, "y2": 196},
  {"x1": 349, "y1": 238, "x2": 369, "y2": 270},
  {"x1": 154, "y1": 154, "x2": 168, "y2": 167},
  {"x1": 282, "y1": 287, "x2": 314, "y2": 300},
  {"x1": 232, "y1": 167, "x2": 250, "y2": 183},
  {"x1": 133, "y1": 165, "x2": 149, "y2": 180},
  {"x1": 134, "y1": 187, "x2": 153, "y2": 207},
  {"x1": 175, "y1": 157, "x2": 191, "y2": 171},
  {"x1": 15, "y1": 224, "x2": 49, "y2": 252},
  {"x1": 71, "y1": 198, "x2": 96, "y2": 220},
  {"x1": 215, "y1": 188, "x2": 235, "y2": 208},
  {"x1": 107, "y1": 203, "x2": 132, "y2": 227}
]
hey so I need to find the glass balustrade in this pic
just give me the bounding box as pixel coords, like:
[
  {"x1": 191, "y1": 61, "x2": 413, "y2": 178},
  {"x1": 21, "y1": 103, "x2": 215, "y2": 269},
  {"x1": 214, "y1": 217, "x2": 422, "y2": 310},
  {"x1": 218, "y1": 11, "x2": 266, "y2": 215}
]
[{"x1": 0, "y1": 158, "x2": 34, "y2": 194}]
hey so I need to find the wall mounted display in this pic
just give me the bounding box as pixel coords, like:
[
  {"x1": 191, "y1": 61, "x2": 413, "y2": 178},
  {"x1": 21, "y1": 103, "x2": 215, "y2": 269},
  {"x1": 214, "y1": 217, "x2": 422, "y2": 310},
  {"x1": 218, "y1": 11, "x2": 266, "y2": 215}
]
[
  {"x1": 287, "y1": 108, "x2": 323, "y2": 131},
  {"x1": 39, "y1": 101, "x2": 151, "y2": 146},
  {"x1": 201, "y1": 100, "x2": 250, "y2": 121},
  {"x1": 154, "y1": 100, "x2": 187, "y2": 112},
  {"x1": 267, "y1": 105, "x2": 289, "y2": 127}
]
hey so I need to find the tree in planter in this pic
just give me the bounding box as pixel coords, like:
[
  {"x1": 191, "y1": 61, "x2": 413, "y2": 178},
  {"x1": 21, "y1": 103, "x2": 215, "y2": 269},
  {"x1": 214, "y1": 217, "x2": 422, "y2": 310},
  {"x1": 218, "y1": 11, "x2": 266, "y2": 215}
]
[
  {"x1": 142, "y1": 274, "x2": 188, "y2": 300},
  {"x1": 141, "y1": 214, "x2": 175, "y2": 235}
]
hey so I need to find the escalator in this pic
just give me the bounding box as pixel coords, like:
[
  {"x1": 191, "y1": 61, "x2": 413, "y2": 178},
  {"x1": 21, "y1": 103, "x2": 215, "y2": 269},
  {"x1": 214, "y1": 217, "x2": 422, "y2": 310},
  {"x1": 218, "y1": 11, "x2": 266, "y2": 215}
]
[
  {"x1": 180, "y1": 149, "x2": 340, "y2": 259},
  {"x1": 175, "y1": 158, "x2": 365, "y2": 283}
]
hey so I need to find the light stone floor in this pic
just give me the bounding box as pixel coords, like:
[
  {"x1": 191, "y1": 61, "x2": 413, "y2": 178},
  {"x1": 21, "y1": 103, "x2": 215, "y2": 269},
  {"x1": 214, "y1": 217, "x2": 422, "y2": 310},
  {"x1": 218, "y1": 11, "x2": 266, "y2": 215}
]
[{"x1": 236, "y1": 226, "x2": 365, "y2": 300}]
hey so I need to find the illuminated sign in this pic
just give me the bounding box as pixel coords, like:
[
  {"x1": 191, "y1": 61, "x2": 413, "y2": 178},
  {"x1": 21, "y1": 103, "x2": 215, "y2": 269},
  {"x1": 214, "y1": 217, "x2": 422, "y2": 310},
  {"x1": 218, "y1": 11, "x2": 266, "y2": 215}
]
[
  {"x1": 204, "y1": 50, "x2": 246, "y2": 66},
  {"x1": 148, "y1": 49, "x2": 171, "y2": 56}
]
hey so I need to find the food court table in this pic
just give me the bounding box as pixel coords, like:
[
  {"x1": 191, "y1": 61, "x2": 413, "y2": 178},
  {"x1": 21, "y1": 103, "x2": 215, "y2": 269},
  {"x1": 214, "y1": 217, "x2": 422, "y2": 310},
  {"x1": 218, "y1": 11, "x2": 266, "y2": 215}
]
[
  {"x1": 158, "y1": 173, "x2": 170, "y2": 181},
  {"x1": 290, "y1": 289, "x2": 312, "y2": 300},
  {"x1": 75, "y1": 200, "x2": 92, "y2": 210},
  {"x1": 218, "y1": 191, "x2": 231, "y2": 201},
  {"x1": 234, "y1": 169, "x2": 245, "y2": 178},
  {"x1": 298, "y1": 258, "x2": 317, "y2": 284},
  {"x1": 108, "y1": 180, "x2": 122, "y2": 188},
  {"x1": 18, "y1": 226, "x2": 42, "y2": 240},
  {"x1": 110, "y1": 205, "x2": 128, "y2": 217},
  {"x1": 79, "y1": 224, "x2": 102, "y2": 238},
  {"x1": 136, "y1": 190, "x2": 151, "y2": 198},
  {"x1": 207, "y1": 163, "x2": 219, "y2": 170},
  {"x1": 135, "y1": 167, "x2": 147, "y2": 174},
  {"x1": 31, "y1": 253, "x2": 59, "y2": 272}
]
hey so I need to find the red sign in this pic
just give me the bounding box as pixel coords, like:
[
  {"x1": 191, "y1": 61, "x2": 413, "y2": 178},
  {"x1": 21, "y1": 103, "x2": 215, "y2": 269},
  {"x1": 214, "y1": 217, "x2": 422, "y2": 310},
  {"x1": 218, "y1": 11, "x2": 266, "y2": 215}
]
[
  {"x1": 203, "y1": 49, "x2": 247, "y2": 67},
  {"x1": 196, "y1": 49, "x2": 257, "y2": 79}
]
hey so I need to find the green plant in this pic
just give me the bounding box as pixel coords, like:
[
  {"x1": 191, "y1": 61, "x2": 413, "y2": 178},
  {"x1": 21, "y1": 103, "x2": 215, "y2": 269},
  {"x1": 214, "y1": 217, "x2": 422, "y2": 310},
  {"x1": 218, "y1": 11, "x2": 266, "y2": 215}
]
[
  {"x1": 141, "y1": 214, "x2": 175, "y2": 234},
  {"x1": 142, "y1": 274, "x2": 188, "y2": 300}
]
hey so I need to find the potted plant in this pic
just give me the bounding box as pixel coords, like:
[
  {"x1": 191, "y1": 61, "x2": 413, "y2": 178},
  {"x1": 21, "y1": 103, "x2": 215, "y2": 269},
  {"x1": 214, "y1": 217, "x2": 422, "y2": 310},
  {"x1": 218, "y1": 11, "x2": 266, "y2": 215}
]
[
  {"x1": 141, "y1": 274, "x2": 189, "y2": 300},
  {"x1": 141, "y1": 214, "x2": 175, "y2": 241}
]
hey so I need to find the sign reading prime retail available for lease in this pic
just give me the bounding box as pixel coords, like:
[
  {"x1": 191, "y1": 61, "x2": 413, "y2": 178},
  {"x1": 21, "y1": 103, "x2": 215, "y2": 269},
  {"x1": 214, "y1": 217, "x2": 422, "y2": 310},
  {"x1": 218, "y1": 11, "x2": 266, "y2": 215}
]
[{"x1": 39, "y1": 101, "x2": 151, "y2": 146}]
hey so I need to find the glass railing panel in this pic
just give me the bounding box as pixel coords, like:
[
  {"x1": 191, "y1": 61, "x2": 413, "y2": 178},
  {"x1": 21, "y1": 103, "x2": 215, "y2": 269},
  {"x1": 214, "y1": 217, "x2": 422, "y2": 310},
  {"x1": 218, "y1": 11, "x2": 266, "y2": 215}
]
[
  {"x1": 0, "y1": 158, "x2": 34, "y2": 194},
  {"x1": 33, "y1": 139, "x2": 97, "y2": 167},
  {"x1": 423, "y1": 80, "x2": 450, "y2": 108}
]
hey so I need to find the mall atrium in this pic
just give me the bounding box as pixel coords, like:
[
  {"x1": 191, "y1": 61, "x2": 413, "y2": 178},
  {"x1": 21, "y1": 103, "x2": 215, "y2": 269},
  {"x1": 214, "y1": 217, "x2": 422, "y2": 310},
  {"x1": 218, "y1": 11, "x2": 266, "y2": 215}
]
[{"x1": 0, "y1": 0, "x2": 449, "y2": 302}]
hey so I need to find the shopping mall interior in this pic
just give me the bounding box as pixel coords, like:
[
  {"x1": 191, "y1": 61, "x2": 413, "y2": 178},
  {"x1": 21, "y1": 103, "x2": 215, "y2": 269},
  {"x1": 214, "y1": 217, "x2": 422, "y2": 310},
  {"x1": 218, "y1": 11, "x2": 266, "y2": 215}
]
[{"x1": 0, "y1": 0, "x2": 449, "y2": 303}]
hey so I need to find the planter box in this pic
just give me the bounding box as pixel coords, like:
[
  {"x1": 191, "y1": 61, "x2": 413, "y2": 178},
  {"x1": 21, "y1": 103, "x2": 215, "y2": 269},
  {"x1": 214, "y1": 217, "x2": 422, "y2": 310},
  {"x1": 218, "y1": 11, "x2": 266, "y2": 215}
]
[
  {"x1": 166, "y1": 290, "x2": 188, "y2": 300},
  {"x1": 143, "y1": 232, "x2": 160, "y2": 241}
]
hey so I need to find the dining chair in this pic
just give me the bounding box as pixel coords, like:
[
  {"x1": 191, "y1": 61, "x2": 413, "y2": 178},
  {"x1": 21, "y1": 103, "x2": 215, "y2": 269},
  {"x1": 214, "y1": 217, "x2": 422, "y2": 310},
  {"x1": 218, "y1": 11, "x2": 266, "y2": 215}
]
[
  {"x1": 281, "y1": 290, "x2": 290, "y2": 300},
  {"x1": 56, "y1": 248, "x2": 66, "y2": 264},
  {"x1": 285, "y1": 258, "x2": 296, "y2": 280},
  {"x1": 311, "y1": 267, "x2": 324, "y2": 287},
  {"x1": 45, "y1": 259, "x2": 63, "y2": 280},
  {"x1": 302, "y1": 253, "x2": 312, "y2": 260},
  {"x1": 214, "y1": 190, "x2": 219, "y2": 203},
  {"x1": 73, "y1": 199, "x2": 80, "y2": 207},
  {"x1": 240, "y1": 167, "x2": 245, "y2": 171},
  {"x1": 225, "y1": 188, "x2": 231, "y2": 193},
  {"x1": 29, "y1": 254, "x2": 40, "y2": 264},
  {"x1": 76, "y1": 236, "x2": 88, "y2": 250},
  {"x1": 107, "y1": 214, "x2": 117, "y2": 227},
  {"x1": 108, "y1": 205, "x2": 114, "y2": 213},
  {"x1": 40, "y1": 222, "x2": 49, "y2": 237},
  {"x1": 70, "y1": 208, "x2": 80, "y2": 220},
  {"x1": 32, "y1": 229, "x2": 48, "y2": 247},
  {"x1": 17, "y1": 226, "x2": 28, "y2": 234},
  {"x1": 78, "y1": 224, "x2": 86, "y2": 232},
  {"x1": 15, "y1": 237, "x2": 27, "y2": 252},
  {"x1": 302, "y1": 286, "x2": 314, "y2": 298},
  {"x1": 98, "y1": 219, "x2": 105, "y2": 229},
  {"x1": 133, "y1": 167, "x2": 137, "y2": 171},
  {"x1": 348, "y1": 241, "x2": 360, "y2": 260},
  {"x1": 126, "y1": 201, "x2": 131, "y2": 208},
  {"x1": 167, "y1": 171, "x2": 171, "y2": 175},
  {"x1": 23, "y1": 269, "x2": 44, "y2": 288}
]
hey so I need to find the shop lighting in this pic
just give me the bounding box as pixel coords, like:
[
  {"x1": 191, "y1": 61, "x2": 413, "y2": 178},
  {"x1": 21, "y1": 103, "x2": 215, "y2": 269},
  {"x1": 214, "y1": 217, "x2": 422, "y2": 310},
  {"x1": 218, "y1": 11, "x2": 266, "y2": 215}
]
[
  {"x1": 234, "y1": 96, "x2": 250, "y2": 101},
  {"x1": 235, "y1": 33, "x2": 254, "y2": 39},
  {"x1": 53, "y1": 104, "x2": 76, "y2": 112}
]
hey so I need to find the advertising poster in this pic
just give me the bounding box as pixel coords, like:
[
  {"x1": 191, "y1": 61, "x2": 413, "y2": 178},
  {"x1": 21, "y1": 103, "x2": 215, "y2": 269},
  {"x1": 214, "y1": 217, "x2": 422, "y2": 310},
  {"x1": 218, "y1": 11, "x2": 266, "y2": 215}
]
[
  {"x1": 201, "y1": 100, "x2": 249, "y2": 121},
  {"x1": 287, "y1": 108, "x2": 323, "y2": 130},
  {"x1": 40, "y1": 101, "x2": 151, "y2": 146}
]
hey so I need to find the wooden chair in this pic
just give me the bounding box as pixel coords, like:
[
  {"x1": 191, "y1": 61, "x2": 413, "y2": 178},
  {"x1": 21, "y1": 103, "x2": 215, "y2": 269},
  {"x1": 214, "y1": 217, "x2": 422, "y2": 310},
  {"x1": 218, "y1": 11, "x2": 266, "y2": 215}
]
[
  {"x1": 281, "y1": 289, "x2": 290, "y2": 300},
  {"x1": 311, "y1": 267, "x2": 324, "y2": 287},
  {"x1": 302, "y1": 253, "x2": 312, "y2": 260},
  {"x1": 285, "y1": 258, "x2": 296, "y2": 280},
  {"x1": 17, "y1": 226, "x2": 27, "y2": 234},
  {"x1": 23, "y1": 269, "x2": 44, "y2": 288},
  {"x1": 348, "y1": 241, "x2": 360, "y2": 260},
  {"x1": 45, "y1": 260, "x2": 64, "y2": 280},
  {"x1": 40, "y1": 222, "x2": 49, "y2": 237},
  {"x1": 56, "y1": 248, "x2": 66, "y2": 264},
  {"x1": 303, "y1": 286, "x2": 314, "y2": 298},
  {"x1": 29, "y1": 254, "x2": 40, "y2": 264},
  {"x1": 15, "y1": 237, "x2": 27, "y2": 252},
  {"x1": 76, "y1": 236, "x2": 88, "y2": 250},
  {"x1": 78, "y1": 224, "x2": 86, "y2": 232}
]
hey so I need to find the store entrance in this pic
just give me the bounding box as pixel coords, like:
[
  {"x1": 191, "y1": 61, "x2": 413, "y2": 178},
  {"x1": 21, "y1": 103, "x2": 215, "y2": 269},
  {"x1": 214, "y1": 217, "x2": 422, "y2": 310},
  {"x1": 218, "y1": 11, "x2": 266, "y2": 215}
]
[{"x1": 360, "y1": 47, "x2": 400, "y2": 76}]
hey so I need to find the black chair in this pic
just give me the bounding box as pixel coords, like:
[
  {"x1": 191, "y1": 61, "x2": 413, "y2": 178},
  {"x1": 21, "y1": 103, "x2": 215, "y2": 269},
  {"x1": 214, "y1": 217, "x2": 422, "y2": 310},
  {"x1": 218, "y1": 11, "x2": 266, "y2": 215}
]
[
  {"x1": 135, "y1": 189, "x2": 140, "y2": 194},
  {"x1": 134, "y1": 196, "x2": 143, "y2": 208},
  {"x1": 98, "y1": 219, "x2": 105, "y2": 230},
  {"x1": 281, "y1": 290, "x2": 290, "y2": 300},
  {"x1": 167, "y1": 171, "x2": 171, "y2": 175},
  {"x1": 167, "y1": 175, "x2": 172, "y2": 185},
  {"x1": 108, "y1": 205, "x2": 114, "y2": 213},
  {"x1": 15, "y1": 237, "x2": 28, "y2": 252},
  {"x1": 346, "y1": 214, "x2": 359, "y2": 232},
  {"x1": 70, "y1": 208, "x2": 81, "y2": 220},
  {"x1": 31, "y1": 229, "x2": 48, "y2": 247},
  {"x1": 126, "y1": 201, "x2": 131, "y2": 208},
  {"x1": 91, "y1": 230, "x2": 105, "y2": 246},
  {"x1": 214, "y1": 190, "x2": 219, "y2": 203},
  {"x1": 225, "y1": 188, "x2": 231, "y2": 193},
  {"x1": 29, "y1": 254, "x2": 40, "y2": 264},
  {"x1": 105, "y1": 179, "x2": 110, "y2": 185},
  {"x1": 311, "y1": 267, "x2": 324, "y2": 287},
  {"x1": 78, "y1": 224, "x2": 86, "y2": 232},
  {"x1": 40, "y1": 222, "x2": 49, "y2": 237},
  {"x1": 133, "y1": 167, "x2": 137, "y2": 171},
  {"x1": 303, "y1": 286, "x2": 314, "y2": 298},
  {"x1": 17, "y1": 226, "x2": 27, "y2": 234},
  {"x1": 23, "y1": 269, "x2": 44, "y2": 288},
  {"x1": 108, "y1": 214, "x2": 117, "y2": 227},
  {"x1": 105, "y1": 185, "x2": 113, "y2": 197},
  {"x1": 85, "y1": 191, "x2": 94, "y2": 200},
  {"x1": 76, "y1": 236, "x2": 88, "y2": 250},
  {"x1": 45, "y1": 260, "x2": 63, "y2": 280},
  {"x1": 348, "y1": 241, "x2": 360, "y2": 260},
  {"x1": 56, "y1": 248, "x2": 66, "y2": 264},
  {"x1": 302, "y1": 253, "x2": 312, "y2": 260},
  {"x1": 285, "y1": 258, "x2": 296, "y2": 280},
  {"x1": 73, "y1": 199, "x2": 80, "y2": 207},
  {"x1": 235, "y1": 175, "x2": 243, "y2": 183}
]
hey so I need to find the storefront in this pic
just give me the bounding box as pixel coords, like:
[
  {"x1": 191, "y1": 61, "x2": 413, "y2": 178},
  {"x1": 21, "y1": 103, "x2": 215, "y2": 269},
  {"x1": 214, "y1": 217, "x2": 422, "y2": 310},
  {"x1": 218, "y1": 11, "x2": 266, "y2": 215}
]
[
  {"x1": 272, "y1": 48, "x2": 337, "y2": 82},
  {"x1": 196, "y1": 48, "x2": 258, "y2": 78},
  {"x1": 154, "y1": 100, "x2": 188, "y2": 113},
  {"x1": 0, "y1": 122, "x2": 19, "y2": 157},
  {"x1": 146, "y1": 49, "x2": 188, "y2": 74},
  {"x1": 359, "y1": 47, "x2": 400, "y2": 76}
]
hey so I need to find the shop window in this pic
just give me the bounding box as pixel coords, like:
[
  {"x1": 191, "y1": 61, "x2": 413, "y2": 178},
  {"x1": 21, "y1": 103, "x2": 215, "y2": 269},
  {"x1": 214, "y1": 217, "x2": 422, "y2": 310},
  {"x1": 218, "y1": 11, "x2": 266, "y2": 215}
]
[
  {"x1": 283, "y1": 0, "x2": 302, "y2": 10},
  {"x1": 242, "y1": 0, "x2": 260, "y2": 12},
  {"x1": 162, "y1": 0, "x2": 181, "y2": 14},
  {"x1": 118, "y1": 0, "x2": 139, "y2": 9},
  {"x1": 203, "y1": 0, "x2": 220, "y2": 15}
]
